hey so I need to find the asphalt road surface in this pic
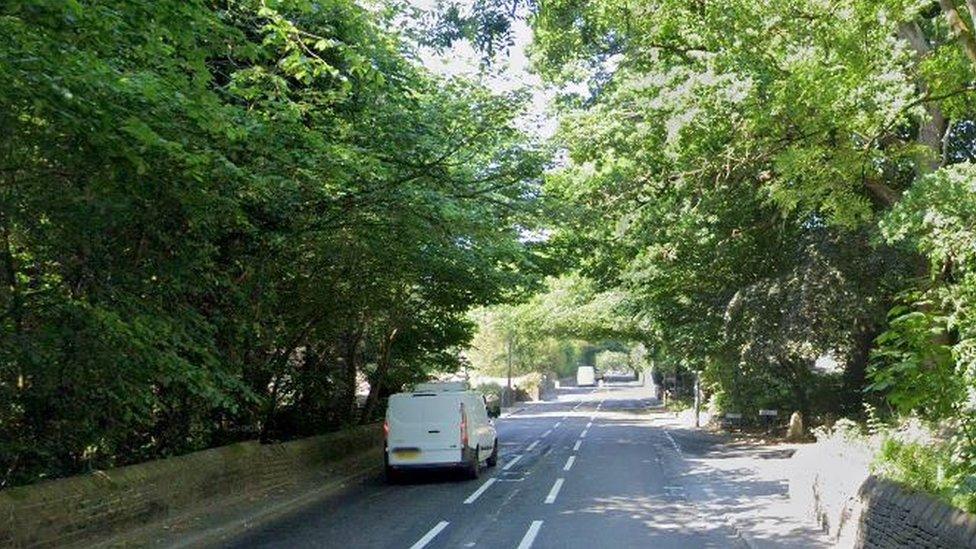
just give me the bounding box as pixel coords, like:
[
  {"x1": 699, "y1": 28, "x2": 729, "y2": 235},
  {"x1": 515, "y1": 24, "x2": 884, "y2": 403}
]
[{"x1": 224, "y1": 382, "x2": 747, "y2": 548}]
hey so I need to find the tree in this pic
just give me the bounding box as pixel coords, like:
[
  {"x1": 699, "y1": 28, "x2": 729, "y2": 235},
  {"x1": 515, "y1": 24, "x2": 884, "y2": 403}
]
[{"x1": 0, "y1": 0, "x2": 546, "y2": 487}]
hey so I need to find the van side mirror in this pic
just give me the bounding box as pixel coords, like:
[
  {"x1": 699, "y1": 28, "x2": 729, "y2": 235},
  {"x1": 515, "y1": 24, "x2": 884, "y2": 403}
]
[{"x1": 487, "y1": 405, "x2": 501, "y2": 418}]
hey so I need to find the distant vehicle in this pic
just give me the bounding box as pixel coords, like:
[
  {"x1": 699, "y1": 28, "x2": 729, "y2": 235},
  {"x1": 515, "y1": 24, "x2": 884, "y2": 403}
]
[
  {"x1": 384, "y1": 381, "x2": 498, "y2": 482},
  {"x1": 577, "y1": 366, "x2": 597, "y2": 387}
]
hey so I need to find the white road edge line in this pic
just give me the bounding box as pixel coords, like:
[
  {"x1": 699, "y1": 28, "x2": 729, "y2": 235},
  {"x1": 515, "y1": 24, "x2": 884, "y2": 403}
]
[
  {"x1": 503, "y1": 454, "x2": 523, "y2": 471},
  {"x1": 563, "y1": 455, "x2": 576, "y2": 471},
  {"x1": 541, "y1": 429, "x2": 553, "y2": 438},
  {"x1": 573, "y1": 440, "x2": 582, "y2": 451},
  {"x1": 463, "y1": 478, "x2": 496, "y2": 504},
  {"x1": 526, "y1": 440, "x2": 540, "y2": 452},
  {"x1": 409, "y1": 521, "x2": 449, "y2": 549},
  {"x1": 664, "y1": 430, "x2": 683, "y2": 456},
  {"x1": 517, "y1": 521, "x2": 544, "y2": 549},
  {"x1": 544, "y1": 478, "x2": 565, "y2": 504}
]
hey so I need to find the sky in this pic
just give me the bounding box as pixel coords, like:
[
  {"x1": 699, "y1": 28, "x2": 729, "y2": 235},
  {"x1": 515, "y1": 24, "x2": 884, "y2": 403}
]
[{"x1": 407, "y1": 0, "x2": 558, "y2": 139}]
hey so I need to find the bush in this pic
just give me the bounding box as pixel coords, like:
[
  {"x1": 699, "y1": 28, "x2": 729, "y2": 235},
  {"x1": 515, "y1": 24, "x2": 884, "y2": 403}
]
[
  {"x1": 475, "y1": 382, "x2": 503, "y2": 402},
  {"x1": 864, "y1": 417, "x2": 976, "y2": 514}
]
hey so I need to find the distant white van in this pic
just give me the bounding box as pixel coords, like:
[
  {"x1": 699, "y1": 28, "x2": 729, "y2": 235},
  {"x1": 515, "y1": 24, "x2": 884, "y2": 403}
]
[
  {"x1": 577, "y1": 366, "x2": 596, "y2": 387},
  {"x1": 384, "y1": 382, "x2": 498, "y2": 482}
]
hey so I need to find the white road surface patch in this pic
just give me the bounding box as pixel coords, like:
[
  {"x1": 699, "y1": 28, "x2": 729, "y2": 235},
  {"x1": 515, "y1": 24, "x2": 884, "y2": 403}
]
[
  {"x1": 573, "y1": 440, "x2": 582, "y2": 451},
  {"x1": 563, "y1": 455, "x2": 576, "y2": 471},
  {"x1": 409, "y1": 521, "x2": 449, "y2": 549},
  {"x1": 502, "y1": 454, "x2": 523, "y2": 471},
  {"x1": 544, "y1": 478, "x2": 565, "y2": 504},
  {"x1": 463, "y1": 478, "x2": 496, "y2": 504},
  {"x1": 517, "y1": 521, "x2": 544, "y2": 549},
  {"x1": 526, "y1": 440, "x2": 540, "y2": 452}
]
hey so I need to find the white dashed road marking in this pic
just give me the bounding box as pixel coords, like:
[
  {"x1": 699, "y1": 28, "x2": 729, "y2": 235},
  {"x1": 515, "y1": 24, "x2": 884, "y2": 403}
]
[
  {"x1": 503, "y1": 454, "x2": 523, "y2": 471},
  {"x1": 526, "y1": 440, "x2": 540, "y2": 452},
  {"x1": 573, "y1": 440, "x2": 582, "y2": 451},
  {"x1": 544, "y1": 478, "x2": 565, "y2": 504},
  {"x1": 409, "y1": 521, "x2": 449, "y2": 549},
  {"x1": 517, "y1": 521, "x2": 544, "y2": 549},
  {"x1": 563, "y1": 455, "x2": 576, "y2": 471},
  {"x1": 541, "y1": 429, "x2": 553, "y2": 438},
  {"x1": 463, "y1": 478, "x2": 496, "y2": 504}
]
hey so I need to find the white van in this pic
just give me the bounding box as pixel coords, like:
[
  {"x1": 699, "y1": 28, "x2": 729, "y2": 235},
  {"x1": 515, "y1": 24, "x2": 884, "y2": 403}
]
[
  {"x1": 576, "y1": 366, "x2": 596, "y2": 387},
  {"x1": 384, "y1": 382, "x2": 498, "y2": 481}
]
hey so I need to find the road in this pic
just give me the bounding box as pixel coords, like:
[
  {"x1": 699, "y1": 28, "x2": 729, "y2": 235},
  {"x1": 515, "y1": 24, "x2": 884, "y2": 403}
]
[{"x1": 224, "y1": 383, "x2": 757, "y2": 548}]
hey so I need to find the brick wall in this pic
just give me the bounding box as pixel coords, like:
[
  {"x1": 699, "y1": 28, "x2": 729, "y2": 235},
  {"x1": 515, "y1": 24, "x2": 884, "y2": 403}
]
[
  {"x1": 856, "y1": 476, "x2": 976, "y2": 548},
  {"x1": 0, "y1": 424, "x2": 382, "y2": 548}
]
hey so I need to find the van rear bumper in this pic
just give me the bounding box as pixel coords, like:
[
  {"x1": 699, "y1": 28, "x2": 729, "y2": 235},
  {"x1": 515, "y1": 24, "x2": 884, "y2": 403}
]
[{"x1": 386, "y1": 447, "x2": 472, "y2": 469}]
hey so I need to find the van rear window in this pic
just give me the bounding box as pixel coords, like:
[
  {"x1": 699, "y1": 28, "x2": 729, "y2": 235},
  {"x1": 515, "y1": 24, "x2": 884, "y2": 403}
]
[{"x1": 391, "y1": 394, "x2": 460, "y2": 424}]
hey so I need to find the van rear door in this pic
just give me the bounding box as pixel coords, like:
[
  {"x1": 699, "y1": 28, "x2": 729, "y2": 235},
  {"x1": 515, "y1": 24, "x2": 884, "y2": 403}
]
[{"x1": 387, "y1": 393, "x2": 463, "y2": 465}]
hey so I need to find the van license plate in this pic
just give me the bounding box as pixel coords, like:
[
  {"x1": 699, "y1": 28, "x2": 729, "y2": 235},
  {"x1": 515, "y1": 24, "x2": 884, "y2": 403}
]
[{"x1": 393, "y1": 449, "x2": 420, "y2": 459}]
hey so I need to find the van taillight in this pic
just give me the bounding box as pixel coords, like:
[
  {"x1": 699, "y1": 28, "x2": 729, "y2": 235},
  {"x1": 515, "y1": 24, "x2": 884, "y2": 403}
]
[
  {"x1": 460, "y1": 404, "x2": 468, "y2": 447},
  {"x1": 383, "y1": 420, "x2": 389, "y2": 439}
]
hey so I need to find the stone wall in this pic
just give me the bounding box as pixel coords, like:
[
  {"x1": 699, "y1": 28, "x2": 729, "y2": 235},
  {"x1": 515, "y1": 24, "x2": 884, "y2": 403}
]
[
  {"x1": 0, "y1": 424, "x2": 382, "y2": 548},
  {"x1": 856, "y1": 476, "x2": 976, "y2": 548}
]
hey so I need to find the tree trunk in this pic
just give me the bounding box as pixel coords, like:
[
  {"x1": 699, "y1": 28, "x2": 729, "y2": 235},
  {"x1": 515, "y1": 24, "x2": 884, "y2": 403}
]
[
  {"x1": 339, "y1": 325, "x2": 364, "y2": 423},
  {"x1": 897, "y1": 21, "x2": 949, "y2": 173},
  {"x1": 361, "y1": 327, "x2": 398, "y2": 424},
  {"x1": 940, "y1": 0, "x2": 976, "y2": 67}
]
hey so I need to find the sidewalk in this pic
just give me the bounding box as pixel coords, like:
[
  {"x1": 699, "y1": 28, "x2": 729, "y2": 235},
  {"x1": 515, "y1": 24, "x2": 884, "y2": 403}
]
[{"x1": 656, "y1": 415, "x2": 833, "y2": 548}]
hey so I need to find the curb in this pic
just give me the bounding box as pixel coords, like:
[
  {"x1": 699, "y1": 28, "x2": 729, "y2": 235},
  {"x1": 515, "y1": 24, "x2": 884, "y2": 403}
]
[{"x1": 501, "y1": 406, "x2": 525, "y2": 418}]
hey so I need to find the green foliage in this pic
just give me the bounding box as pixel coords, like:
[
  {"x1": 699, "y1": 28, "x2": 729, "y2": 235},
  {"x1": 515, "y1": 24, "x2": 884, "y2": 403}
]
[
  {"x1": 594, "y1": 350, "x2": 630, "y2": 373},
  {"x1": 868, "y1": 302, "x2": 960, "y2": 418},
  {"x1": 875, "y1": 437, "x2": 976, "y2": 514},
  {"x1": 869, "y1": 163, "x2": 976, "y2": 511},
  {"x1": 439, "y1": 0, "x2": 976, "y2": 511},
  {"x1": 0, "y1": 0, "x2": 545, "y2": 487},
  {"x1": 665, "y1": 396, "x2": 694, "y2": 414},
  {"x1": 474, "y1": 381, "x2": 503, "y2": 402},
  {"x1": 465, "y1": 303, "x2": 589, "y2": 378}
]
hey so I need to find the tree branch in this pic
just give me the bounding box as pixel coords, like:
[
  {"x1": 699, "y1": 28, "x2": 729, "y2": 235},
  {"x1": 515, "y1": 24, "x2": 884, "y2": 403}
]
[{"x1": 940, "y1": 0, "x2": 976, "y2": 67}]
